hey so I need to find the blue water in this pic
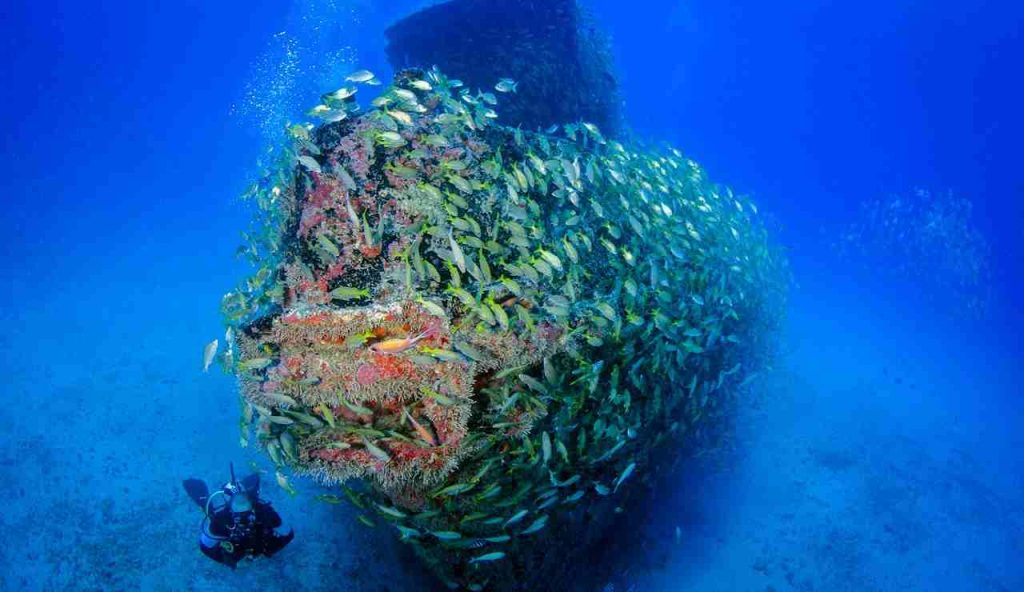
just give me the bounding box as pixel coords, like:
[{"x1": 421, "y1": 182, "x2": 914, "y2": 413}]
[{"x1": 2, "y1": 1, "x2": 1021, "y2": 591}]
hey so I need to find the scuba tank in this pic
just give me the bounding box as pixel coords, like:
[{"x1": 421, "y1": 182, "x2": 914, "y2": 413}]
[{"x1": 183, "y1": 463, "x2": 293, "y2": 566}]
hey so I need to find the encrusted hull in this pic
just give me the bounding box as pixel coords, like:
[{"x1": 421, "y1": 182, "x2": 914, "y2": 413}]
[{"x1": 224, "y1": 68, "x2": 787, "y2": 590}]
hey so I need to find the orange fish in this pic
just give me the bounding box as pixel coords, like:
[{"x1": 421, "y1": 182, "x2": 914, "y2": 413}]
[
  {"x1": 404, "y1": 409, "x2": 438, "y2": 446},
  {"x1": 369, "y1": 325, "x2": 438, "y2": 355}
]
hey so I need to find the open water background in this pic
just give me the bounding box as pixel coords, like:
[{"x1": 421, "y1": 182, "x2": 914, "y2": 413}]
[{"x1": 1, "y1": 1, "x2": 1021, "y2": 590}]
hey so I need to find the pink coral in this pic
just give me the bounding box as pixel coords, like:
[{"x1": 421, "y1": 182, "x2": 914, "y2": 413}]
[
  {"x1": 355, "y1": 363, "x2": 381, "y2": 386},
  {"x1": 298, "y1": 211, "x2": 326, "y2": 237}
]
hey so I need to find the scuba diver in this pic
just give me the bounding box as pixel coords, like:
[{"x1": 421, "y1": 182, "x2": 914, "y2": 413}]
[{"x1": 182, "y1": 464, "x2": 294, "y2": 568}]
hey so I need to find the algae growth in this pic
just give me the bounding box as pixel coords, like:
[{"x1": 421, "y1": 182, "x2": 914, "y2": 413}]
[{"x1": 219, "y1": 67, "x2": 788, "y2": 590}]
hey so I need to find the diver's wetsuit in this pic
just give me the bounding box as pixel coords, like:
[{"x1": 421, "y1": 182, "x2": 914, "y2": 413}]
[
  {"x1": 184, "y1": 472, "x2": 294, "y2": 568},
  {"x1": 200, "y1": 496, "x2": 294, "y2": 568}
]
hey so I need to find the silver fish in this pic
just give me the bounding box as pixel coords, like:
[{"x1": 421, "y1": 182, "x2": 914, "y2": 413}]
[
  {"x1": 202, "y1": 339, "x2": 219, "y2": 372},
  {"x1": 346, "y1": 70, "x2": 379, "y2": 84},
  {"x1": 495, "y1": 78, "x2": 518, "y2": 93}
]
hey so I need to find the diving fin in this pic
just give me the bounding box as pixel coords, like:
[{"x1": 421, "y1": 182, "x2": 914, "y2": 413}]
[{"x1": 183, "y1": 478, "x2": 210, "y2": 508}]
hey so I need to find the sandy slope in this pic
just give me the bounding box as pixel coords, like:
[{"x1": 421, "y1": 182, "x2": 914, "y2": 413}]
[{"x1": 618, "y1": 284, "x2": 1024, "y2": 592}]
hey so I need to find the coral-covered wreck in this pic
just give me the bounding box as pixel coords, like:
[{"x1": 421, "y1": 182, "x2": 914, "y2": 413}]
[{"x1": 221, "y1": 62, "x2": 786, "y2": 591}]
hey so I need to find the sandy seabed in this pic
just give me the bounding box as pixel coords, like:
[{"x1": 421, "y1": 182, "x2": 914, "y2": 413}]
[{"x1": 1, "y1": 277, "x2": 1020, "y2": 592}]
